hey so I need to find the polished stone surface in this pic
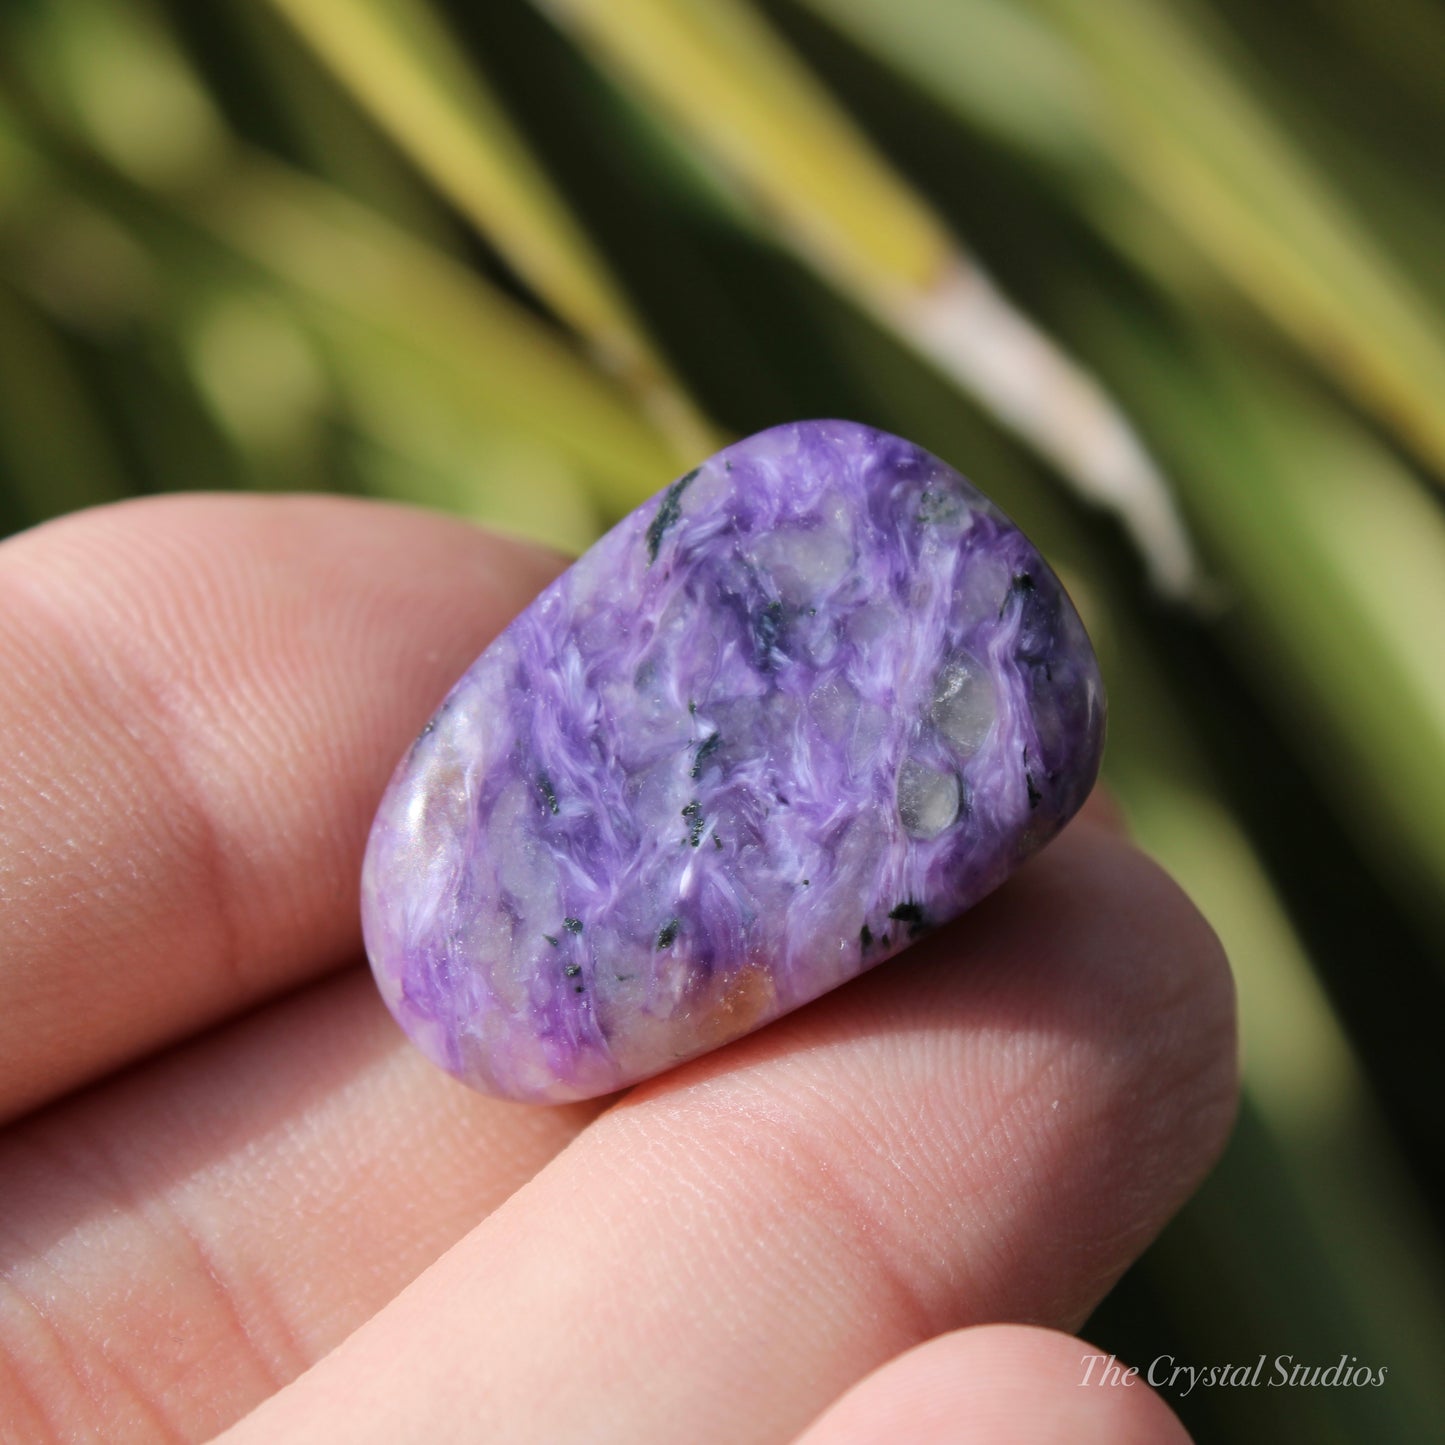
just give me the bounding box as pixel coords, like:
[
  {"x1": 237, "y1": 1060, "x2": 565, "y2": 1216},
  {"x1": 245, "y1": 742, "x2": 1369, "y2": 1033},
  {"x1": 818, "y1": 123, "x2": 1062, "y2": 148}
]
[{"x1": 362, "y1": 421, "x2": 1105, "y2": 1101}]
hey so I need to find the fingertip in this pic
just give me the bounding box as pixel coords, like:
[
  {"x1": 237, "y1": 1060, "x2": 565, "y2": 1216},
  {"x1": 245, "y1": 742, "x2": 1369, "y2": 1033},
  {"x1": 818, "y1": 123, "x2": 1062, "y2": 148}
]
[
  {"x1": 0, "y1": 492, "x2": 565, "y2": 1119},
  {"x1": 792, "y1": 1325, "x2": 1192, "y2": 1445},
  {"x1": 1076, "y1": 781, "x2": 1129, "y2": 836}
]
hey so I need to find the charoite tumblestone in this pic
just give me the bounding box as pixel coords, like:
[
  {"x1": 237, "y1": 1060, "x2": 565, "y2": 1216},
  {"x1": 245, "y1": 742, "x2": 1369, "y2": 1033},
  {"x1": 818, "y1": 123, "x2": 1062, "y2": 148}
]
[{"x1": 362, "y1": 421, "x2": 1105, "y2": 1101}]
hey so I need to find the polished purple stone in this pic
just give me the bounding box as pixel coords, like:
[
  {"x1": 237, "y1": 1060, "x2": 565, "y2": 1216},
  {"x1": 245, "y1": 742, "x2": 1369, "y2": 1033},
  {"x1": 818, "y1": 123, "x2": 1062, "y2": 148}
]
[{"x1": 362, "y1": 421, "x2": 1105, "y2": 1102}]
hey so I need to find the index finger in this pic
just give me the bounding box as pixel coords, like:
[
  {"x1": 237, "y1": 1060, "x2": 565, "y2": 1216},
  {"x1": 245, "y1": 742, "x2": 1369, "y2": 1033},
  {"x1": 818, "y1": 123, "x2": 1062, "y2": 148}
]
[{"x1": 0, "y1": 494, "x2": 562, "y2": 1121}]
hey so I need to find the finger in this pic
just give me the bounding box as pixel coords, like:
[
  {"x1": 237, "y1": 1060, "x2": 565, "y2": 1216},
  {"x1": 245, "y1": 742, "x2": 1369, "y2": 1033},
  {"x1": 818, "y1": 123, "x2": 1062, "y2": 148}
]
[
  {"x1": 0, "y1": 494, "x2": 562, "y2": 1121},
  {"x1": 1077, "y1": 780, "x2": 1128, "y2": 836},
  {"x1": 220, "y1": 818, "x2": 1238, "y2": 1445},
  {"x1": 0, "y1": 791, "x2": 1128, "y2": 1440},
  {"x1": 791, "y1": 1325, "x2": 1191, "y2": 1445},
  {"x1": 0, "y1": 966, "x2": 602, "y2": 1444}
]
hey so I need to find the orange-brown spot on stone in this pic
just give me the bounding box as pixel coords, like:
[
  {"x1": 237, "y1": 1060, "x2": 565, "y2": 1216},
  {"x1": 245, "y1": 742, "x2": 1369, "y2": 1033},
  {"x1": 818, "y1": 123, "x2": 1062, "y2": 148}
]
[
  {"x1": 605, "y1": 955, "x2": 781, "y2": 1082},
  {"x1": 686, "y1": 958, "x2": 778, "y2": 1053}
]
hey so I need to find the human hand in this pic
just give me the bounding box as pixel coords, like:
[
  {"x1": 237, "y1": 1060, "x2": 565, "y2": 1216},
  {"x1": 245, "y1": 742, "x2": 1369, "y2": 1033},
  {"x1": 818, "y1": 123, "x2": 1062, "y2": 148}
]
[{"x1": 0, "y1": 496, "x2": 1236, "y2": 1443}]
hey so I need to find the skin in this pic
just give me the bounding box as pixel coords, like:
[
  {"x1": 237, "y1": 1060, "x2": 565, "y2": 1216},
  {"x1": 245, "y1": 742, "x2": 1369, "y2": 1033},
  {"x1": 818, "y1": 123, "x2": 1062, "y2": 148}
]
[{"x1": 0, "y1": 495, "x2": 1238, "y2": 1444}]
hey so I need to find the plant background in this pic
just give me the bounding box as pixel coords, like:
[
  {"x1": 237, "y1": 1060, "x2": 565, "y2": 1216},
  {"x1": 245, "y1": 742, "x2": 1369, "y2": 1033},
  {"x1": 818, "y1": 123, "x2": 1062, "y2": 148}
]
[{"x1": 2, "y1": 2, "x2": 1443, "y2": 1439}]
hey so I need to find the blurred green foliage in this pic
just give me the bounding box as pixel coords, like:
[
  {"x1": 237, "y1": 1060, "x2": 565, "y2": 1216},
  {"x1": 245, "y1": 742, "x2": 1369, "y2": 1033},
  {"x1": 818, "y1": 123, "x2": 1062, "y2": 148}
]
[{"x1": 1, "y1": 1, "x2": 1443, "y2": 1438}]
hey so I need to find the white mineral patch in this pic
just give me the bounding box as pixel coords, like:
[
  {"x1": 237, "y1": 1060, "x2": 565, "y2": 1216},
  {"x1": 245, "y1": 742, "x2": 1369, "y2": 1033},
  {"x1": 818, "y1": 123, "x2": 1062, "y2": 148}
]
[
  {"x1": 477, "y1": 920, "x2": 531, "y2": 1013},
  {"x1": 828, "y1": 809, "x2": 889, "y2": 920},
  {"x1": 850, "y1": 701, "x2": 889, "y2": 773},
  {"x1": 846, "y1": 601, "x2": 896, "y2": 646},
  {"x1": 801, "y1": 611, "x2": 841, "y2": 668},
  {"x1": 627, "y1": 755, "x2": 694, "y2": 848},
  {"x1": 753, "y1": 517, "x2": 853, "y2": 603},
  {"x1": 896, "y1": 757, "x2": 961, "y2": 840},
  {"x1": 491, "y1": 779, "x2": 563, "y2": 924},
  {"x1": 953, "y1": 551, "x2": 1013, "y2": 630},
  {"x1": 681, "y1": 457, "x2": 729, "y2": 512},
  {"x1": 930, "y1": 653, "x2": 996, "y2": 756},
  {"x1": 808, "y1": 676, "x2": 858, "y2": 744}
]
